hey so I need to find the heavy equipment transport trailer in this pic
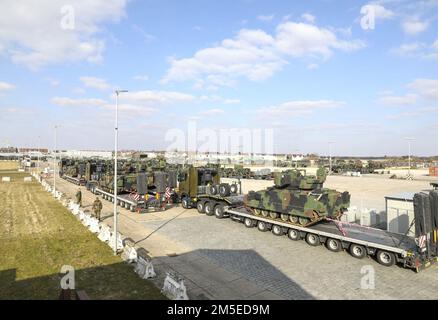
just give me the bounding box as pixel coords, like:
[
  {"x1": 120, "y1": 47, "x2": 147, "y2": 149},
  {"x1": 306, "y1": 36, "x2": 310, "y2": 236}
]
[
  {"x1": 184, "y1": 194, "x2": 245, "y2": 218},
  {"x1": 92, "y1": 186, "x2": 174, "y2": 213},
  {"x1": 62, "y1": 174, "x2": 86, "y2": 186},
  {"x1": 224, "y1": 206, "x2": 436, "y2": 271},
  {"x1": 92, "y1": 187, "x2": 144, "y2": 212}
]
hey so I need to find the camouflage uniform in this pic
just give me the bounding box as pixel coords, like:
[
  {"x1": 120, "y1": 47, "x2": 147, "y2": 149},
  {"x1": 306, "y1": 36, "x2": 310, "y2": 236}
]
[
  {"x1": 75, "y1": 189, "x2": 82, "y2": 207},
  {"x1": 92, "y1": 198, "x2": 103, "y2": 221}
]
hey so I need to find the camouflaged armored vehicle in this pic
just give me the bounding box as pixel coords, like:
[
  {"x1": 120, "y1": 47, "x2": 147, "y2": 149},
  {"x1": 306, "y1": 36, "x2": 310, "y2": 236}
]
[{"x1": 245, "y1": 167, "x2": 350, "y2": 227}]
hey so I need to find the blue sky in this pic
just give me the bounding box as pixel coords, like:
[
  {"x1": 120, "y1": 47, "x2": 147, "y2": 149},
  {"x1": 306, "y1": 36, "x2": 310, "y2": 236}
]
[{"x1": 1, "y1": 0, "x2": 438, "y2": 156}]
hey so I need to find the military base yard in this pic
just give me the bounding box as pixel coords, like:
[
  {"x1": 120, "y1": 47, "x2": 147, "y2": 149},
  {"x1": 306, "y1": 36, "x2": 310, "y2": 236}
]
[
  {"x1": 0, "y1": 162, "x2": 164, "y2": 300},
  {"x1": 2, "y1": 157, "x2": 434, "y2": 301}
]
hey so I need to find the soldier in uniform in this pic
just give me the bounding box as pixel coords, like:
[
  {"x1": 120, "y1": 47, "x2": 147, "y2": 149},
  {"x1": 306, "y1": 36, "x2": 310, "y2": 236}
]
[
  {"x1": 75, "y1": 188, "x2": 82, "y2": 207},
  {"x1": 92, "y1": 197, "x2": 103, "y2": 221}
]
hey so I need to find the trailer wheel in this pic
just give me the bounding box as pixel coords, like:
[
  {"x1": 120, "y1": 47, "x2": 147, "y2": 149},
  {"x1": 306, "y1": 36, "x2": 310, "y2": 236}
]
[
  {"x1": 326, "y1": 238, "x2": 342, "y2": 252},
  {"x1": 376, "y1": 250, "x2": 396, "y2": 267},
  {"x1": 205, "y1": 202, "x2": 214, "y2": 216},
  {"x1": 271, "y1": 225, "x2": 282, "y2": 236},
  {"x1": 305, "y1": 233, "x2": 320, "y2": 246},
  {"x1": 197, "y1": 201, "x2": 205, "y2": 214},
  {"x1": 349, "y1": 244, "x2": 367, "y2": 259},
  {"x1": 214, "y1": 204, "x2": 225, "y2": 219},
  {"x1": 288, "y1": 229, "x2": 300, "y2": 241},
  {"x1": 257, "y1": 221, "x2": 268, "y2": 232},
  {"x1": 244, "y1": 218, "x2": 254, "y2": 228},
  {"x1": 230, "y1": 184, "x2": 238, "y2": 194},
  {"x1": 130, "y1": 205, "x2": 135, "y2": 212}
]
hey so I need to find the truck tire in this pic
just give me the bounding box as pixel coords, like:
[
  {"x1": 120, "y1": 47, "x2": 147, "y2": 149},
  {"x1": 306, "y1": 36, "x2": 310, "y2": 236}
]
[
  {"x1": 210, "y1": 185, "x2": 218, "y2": 195},
  {"x1": 244, "y1": 218, "x2": 254, "y2": 228},
  {"x1": 271, "y1": 225, "x2": 282, "y2": 236},
  {"x1": 219, "y1": 184, "x2": 231, "y2": 197},
  {"x1": 376, "y1": 250, "x2": 396, "y2": 267},
  {"x1": 305, "y1": 233, "x2": 320, "y2": 246},
  {"x1": 257, "y1": 221, "x2": 268, "y2": 232},
  {"x1": 288, "y1": 229, "x2": 300, "y2": 241},
  {"x1": 205, "y1": 202, "x2": 214, "y2": 216},
  {"x1": 230, "y1": 184, "x2": 238, "y2": 194},
  {"x1": 182, "y1": 197, "x2": 189, "y2": 209},
  {"x1": 197, "y1": 201, "x2": 205, "y2": 214},
  {"x1": 326, "y1": 238, "x2": 342, "y2": 252},
  {"x1": 214, "y1": 204, "x2": 225, "y2": 219},
  {"x1": 349, "y1": 244, "x2": 367, "y2": 259}
]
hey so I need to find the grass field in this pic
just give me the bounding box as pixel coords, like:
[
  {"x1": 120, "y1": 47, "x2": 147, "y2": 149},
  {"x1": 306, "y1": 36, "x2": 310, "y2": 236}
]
[
  {"x1": 0, "y1": 161, "x2": 19, "y2": 171},
  {"x1": 0, "y1": 171, "x2": 164, "y2": 300}
]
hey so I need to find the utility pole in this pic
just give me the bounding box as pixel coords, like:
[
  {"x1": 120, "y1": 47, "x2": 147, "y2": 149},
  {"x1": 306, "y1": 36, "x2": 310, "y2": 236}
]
[{"x1": 114, "y1": 90, "x2": 128, "y2": 255}]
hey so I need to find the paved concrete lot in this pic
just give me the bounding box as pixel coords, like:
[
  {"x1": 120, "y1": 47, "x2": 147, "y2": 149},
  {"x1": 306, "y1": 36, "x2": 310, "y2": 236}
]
[{"x1": 48, "y1": 173, "x2": 438, "y2": 300}]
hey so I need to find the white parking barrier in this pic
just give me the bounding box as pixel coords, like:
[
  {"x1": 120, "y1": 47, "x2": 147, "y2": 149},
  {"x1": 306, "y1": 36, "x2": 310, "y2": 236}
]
[
  {"x1": 72, "y1": 204, "x2": 80, "y2": 215},
  {"x1": 88, "y1": 218, "x2": 101, "y2": 234},
  {"x1": 122, "y1": 244, "x2": 138, "y2": 263},
  {"x1": 2, "y1": 177, "x2": 11, "y2": 182},
  {"x1": 98, "y1": 225, "x2": 111, "y2": 242},
  {"x1": 161, "y1": 272, "x2": 189, "y2": 300},
  {"x1": 108, "y1": 232, "x2": 124, "y2": 251},
  {"x1": 82, "y1": 213, "x2": 92, "y2": 227},
  {"x1": 134, "y1": 256, "x2": 156, "y2": 279}
]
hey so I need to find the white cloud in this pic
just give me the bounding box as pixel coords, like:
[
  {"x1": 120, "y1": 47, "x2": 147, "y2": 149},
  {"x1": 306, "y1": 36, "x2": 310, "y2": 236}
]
[
  {"x1": 307, "y1": 63, "x2": 319, "y2": 70},
  {"x1": 133, "y1": 75, "x2": 149, "y2": 81},
  {"x1": 378, "y1": 93, "x2": 418, "y2": 106},
  {"x1": 391, "y1": 42, "x2": 425, "y2": 57},
  {"x1": 0, "y1": 81, "x2": 15, "y2": 92},
  {"x1": 117, "y1": 90, "x2": 195, "y2": 106},
  {"x1": 0, "y1": 0, "x2": 127, "y2": 70},
  {"x1": 391, "y1": 39, "x2": 438, "y2": 60},
  {"x1": 402, "y1": 19, "x2": 428, "y2": 35},
  {"x1": 80, "y1": 76, "x2": 111, "y2": 91},
  {"x1": 386, "y1": 107, "x2": 438, "y2": 120},
  {"x1": 199, "y1": 108, "x2": 225, "y2": 116},
  {"x1": 257, "y1": 100, "x2": 344, "y2": 117},
  {"x1": 360, "y1": 4, "x2": 394, "y2": 21},
  {"x1": 408, "y1": 79, "x2": 438, "y2": 99},
  {"x1": 257, "y1": 14, "x2": 275, "y2": 22},
  {"x1": 51, "y1": 97, "x2": 107, "y2": 107},
  {"x1": 224, "y1": 99, "x2": 240, "y2": 104},
  {"x1": 301, "y1": 13, "x2": 316, "y2": 24},
  {"x1": 162, "y1": 21, "x2": 365, "y2": 88}
]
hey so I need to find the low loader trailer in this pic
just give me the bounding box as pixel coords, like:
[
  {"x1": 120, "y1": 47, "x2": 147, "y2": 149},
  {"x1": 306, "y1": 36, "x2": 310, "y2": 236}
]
[
  {"x1": 91, "y1": 186, "x2": 173, "y2": 213},
  {"x1": 195, "y1": 203, "x2": 437, "y2": 272},
  {"x1": 62, "y1": 175, "x2": 86, "y2": 186}
]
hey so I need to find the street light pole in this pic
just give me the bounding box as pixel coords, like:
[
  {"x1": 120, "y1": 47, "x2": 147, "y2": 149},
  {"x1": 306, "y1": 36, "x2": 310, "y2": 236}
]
[
  {"x1": 114, "y1": 90, "x2": 128, "y2": 255},
  {"x1": 405, "y1": 137, "x2": 415, "y2": 177},
  {"x1": 37, "y1": 136, "x2": 40, "y2": 175},
  {"x1": 328, "y1": 142, "x2": 334, "y2": 174},
  {"x1": 53, "y1": 126, "x2": 57, "y2": 195}
]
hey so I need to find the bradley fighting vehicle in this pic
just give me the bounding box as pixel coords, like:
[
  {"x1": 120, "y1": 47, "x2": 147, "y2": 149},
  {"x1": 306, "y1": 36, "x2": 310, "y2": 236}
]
[{"x1": 244, "y1": 167, "x2": 350, "y2": 227}]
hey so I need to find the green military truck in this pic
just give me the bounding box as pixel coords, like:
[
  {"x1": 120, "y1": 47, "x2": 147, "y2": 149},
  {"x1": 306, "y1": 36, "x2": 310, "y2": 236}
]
[{"x1": 177, "y1": 165, "x2": 244, "y2": 218}]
